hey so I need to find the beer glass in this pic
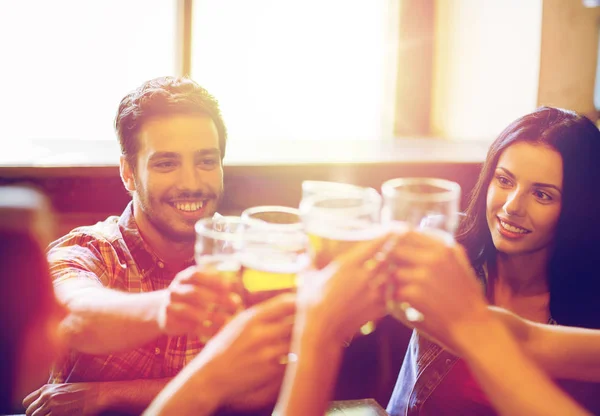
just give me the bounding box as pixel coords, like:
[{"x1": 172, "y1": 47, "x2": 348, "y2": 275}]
[
  {"x1": 239, "y1": 206, "x2": 310, "y2": 307},
  {"x1": 194, "y1": 216, "x2": 245, "y2": 342},
  {"x1": 299, "y1": 185, "x2": 384, "y2": 335},
  {"x1": 381, "y1": 177, "x2": 461, "y2": 322},
  {"x1": 195, "y1": 216, "x2": 244, "y2": 282}
]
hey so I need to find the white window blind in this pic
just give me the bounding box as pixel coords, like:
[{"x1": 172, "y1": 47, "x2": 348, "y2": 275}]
[
  {"x1": 191, "y1": 0, "x2": 398, "y2": 143},
  {"x1": 0, "y1": 0, "x2": 177, "y2": 143}
]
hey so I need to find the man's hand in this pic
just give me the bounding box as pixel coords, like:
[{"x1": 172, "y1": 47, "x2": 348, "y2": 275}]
[
  {"x1": 23, "y1": 383, "x2": 100, "y2": 416},
  {"x1": 159, "y1": 265, "x2": 243, "y2": 338}
]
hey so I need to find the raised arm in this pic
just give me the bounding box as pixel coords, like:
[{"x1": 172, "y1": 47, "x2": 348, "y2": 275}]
[
  {"x1": 492, "y1": 307, "x2": 600, "y2": 382},
  {"x1": 55, "y1": 278, "x2": 165, "y2": 354},
  {"x1": 54, "y1": 265, "x2": 240, "y2": 355},
  {"x1": 274, "y1": 234, "x2": 392, "y2": 416},
  {"x1": 453, "y1": 312, "x2": 592, "y2": 416},
  {"x1": 145, "y1": 295, "x2": 296, "y2": 416},
  {"x1": 23, "y1": 378, "x2": 170, "y2": 416},
  {"x1": 392, "y1": 231, "x2": 591, "y2": 416}
]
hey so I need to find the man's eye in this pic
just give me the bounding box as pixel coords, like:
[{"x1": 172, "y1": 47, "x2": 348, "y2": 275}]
[
  {"x1": 200, "y1": 159, "x2": 218, "y2": 167},
  {"x1": 155, "y1": 161, "x2": 176, "y2": 168}
]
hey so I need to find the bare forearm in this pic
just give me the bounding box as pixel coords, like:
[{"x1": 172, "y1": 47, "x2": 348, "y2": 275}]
[
  {"x1": 275, "y1": 317, "x2": 343, "y2": 416},
  {"x1": 58, "y1": 286, "x2": 165, "y2": 354},
  {"x1": 94, "y1": 378, "x2": 171, "y2": 415},
  {"x1": 528, "y1": 324, "x2": 600, "y2": 382},
  {"x1": 144, "y1": 364, "x2": 221, "y2": 416},
  {"x1": 460, "y1": 320, "x2": 590, "y2": 416},
  {"x1": 491, "y1": 307, "x2": 600, "y2": 382}
]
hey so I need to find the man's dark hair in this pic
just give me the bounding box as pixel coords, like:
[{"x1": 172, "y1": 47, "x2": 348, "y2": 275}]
[{"x1": 114, "y1": 76, "x2": 227, "y2": 169}]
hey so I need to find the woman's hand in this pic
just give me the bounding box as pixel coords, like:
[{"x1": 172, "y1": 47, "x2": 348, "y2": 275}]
[
  {"x1": 297, "y1": 233, "x2": 394, "y2": 345},
  {"x1": 390, "y1": 230, "x2": 492, "y2": 354},
  {"x1": 146, "y1": 294, "x2": 296, "y2": 415}
]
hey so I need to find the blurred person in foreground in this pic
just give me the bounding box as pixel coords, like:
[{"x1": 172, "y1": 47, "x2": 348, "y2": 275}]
[{"x1": 0, "y1": 186, "x2": 65, "y2": 414}]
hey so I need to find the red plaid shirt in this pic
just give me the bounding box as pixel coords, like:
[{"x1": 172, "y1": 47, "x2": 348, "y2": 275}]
[{"x1": 48, "y1": 202, "x2": 204, "y2": 383}]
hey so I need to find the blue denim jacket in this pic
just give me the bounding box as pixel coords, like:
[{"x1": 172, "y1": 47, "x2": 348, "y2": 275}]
[
  {"x1": 385, "y1": 265, "x2": 490, "y2": 416},
  {"x1": 386, "y1": 330, "x2": 461, "y2": 416},
  {"x1": 388, "y1": 327, "x2": 600, "y2": 416},
  {"x1": 385, "y1": 264, "x2": 597, "y2": 416}
]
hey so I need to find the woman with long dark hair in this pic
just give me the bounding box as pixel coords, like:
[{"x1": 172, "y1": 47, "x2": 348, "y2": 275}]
[{"x1": 387, "y1": 106, "x2": 600, "y2": 415}]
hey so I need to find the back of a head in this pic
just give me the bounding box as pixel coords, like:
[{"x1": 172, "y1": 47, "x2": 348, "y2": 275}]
[{"x1": 0, "y1": 186, "x2": 58, "y2": 412}]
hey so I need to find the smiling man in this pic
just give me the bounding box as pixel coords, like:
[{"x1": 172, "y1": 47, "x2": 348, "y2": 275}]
[{"x1": 22, "y1": 77, "x2": 272, "y2": 416}]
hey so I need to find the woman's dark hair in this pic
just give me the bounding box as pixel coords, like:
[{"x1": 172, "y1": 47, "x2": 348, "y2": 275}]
[{"x1": 456, "y1": 106, "x2": 600, "y2": 328}]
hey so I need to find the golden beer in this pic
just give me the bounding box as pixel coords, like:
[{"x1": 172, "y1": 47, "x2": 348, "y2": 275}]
[
  {"x1": 239, "y1": 254, "x2": 309, "y2": 307},
  {"x1": 307, "y1": 226, "x2": 385, "y2": 270},
  {"x1": 307, "y1": 227, "x2": 385, "y2": 335},
  {"x1": 195, "y1": 254, "x2": 242, "y2": 282}
]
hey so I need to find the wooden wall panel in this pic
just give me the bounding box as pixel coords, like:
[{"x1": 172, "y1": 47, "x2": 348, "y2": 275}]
[{"x1": 0, "y1": 162, "x2": 482, "y2": 234}]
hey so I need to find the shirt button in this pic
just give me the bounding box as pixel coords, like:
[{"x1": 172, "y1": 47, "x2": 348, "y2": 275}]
[
  {"x1": 157, "y1": 261, "x2": 165, "y2": 268},
  {"x1": 155, "y1": 347, "x2": 161, "y2": 355},
  {"x1": 445, "y1": 359, "x2": 452, "y2": 365}
]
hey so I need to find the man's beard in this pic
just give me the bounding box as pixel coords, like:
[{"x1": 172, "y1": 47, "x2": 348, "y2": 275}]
[{"x1": 134, "y1": 188, "x2": 197, "y2": 244}]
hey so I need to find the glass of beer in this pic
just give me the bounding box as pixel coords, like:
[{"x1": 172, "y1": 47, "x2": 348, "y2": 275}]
[
  {"x1": 381, "y1": 177, "x2": 461, "y2": 322},
  {"x1": 299, "y1": 185, "x2": 384, "y2": 335},
  {"x1": 195, "y1": 216, "x2": 244, "y2": 282},
  {"x1": 194, "y1": 216, "x2": 245, "y2": 342},
  {"x1": 238, "y1": 206, "x2": 310, "y2": 307}
]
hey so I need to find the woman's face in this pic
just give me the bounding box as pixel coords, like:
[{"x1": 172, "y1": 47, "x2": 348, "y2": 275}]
[{"x1": 486, "y1": 142, "x2": 563, "y2": 257}]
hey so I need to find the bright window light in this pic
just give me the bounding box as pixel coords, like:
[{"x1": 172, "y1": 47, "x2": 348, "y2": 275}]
[
  {"x1": 431, "y1": 0, "x2": 542, "y2": 141},
  {"x1": 0, "y1": 0, "x2": 177, "y2": 143},
  {"x1": 192, "y1": 0, "x2": 398, "y2": 142}
]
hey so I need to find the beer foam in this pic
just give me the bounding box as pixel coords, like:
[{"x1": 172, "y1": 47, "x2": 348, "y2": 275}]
[{"x1": 305, "y1": 224, "x2": 386, "y2": 242}]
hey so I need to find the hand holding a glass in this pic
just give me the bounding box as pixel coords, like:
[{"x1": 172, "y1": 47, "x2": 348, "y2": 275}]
[
  {"x1": 382, "y1": 177, "x2": 461, "y2": 323},
  {"x1": 158, "y1": 264, "x2": 242, "y2": 338},
  {"x1": 389, "y1": 230, "x2": 491, "y2": 356},
  {"x1": 147, "y1": 294, "x2": 296, "y2": 415},
  {"x1": 192, "y1": 216, "x2": 247, "y2": 341},
  {"x1": 296, "y1": 233, "x2": 394, "y2": 345},
  {"x1": 300, "y1": 182, "x2": 386, "y2": 336}
]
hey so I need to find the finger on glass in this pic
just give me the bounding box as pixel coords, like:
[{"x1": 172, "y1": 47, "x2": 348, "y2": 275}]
[
  {"x1": 381, "y1": 177, "x2": 461, "y2": 323},
  {"x1": 195, "y1": 216, "x2": 245, "y2": 340},
  {"x1": 299, "y1": 183, "x2": 385, "y2": 336}
]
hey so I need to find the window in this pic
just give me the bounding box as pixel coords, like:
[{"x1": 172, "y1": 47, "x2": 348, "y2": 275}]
[
  {"x1": 191, "y1": 0, "x2": 399, "y2": 142},
  {"x1": 430, "y1": 0, "x2": 542, "y2": 141},
  {"x1": 0, "y1": 0, "x2": 177, "y2": 143}
]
